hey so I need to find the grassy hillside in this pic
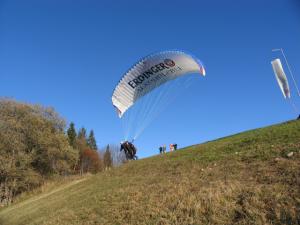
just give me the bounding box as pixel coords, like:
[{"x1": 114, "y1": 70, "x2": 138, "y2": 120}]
[{"x1": 1, "y1": 120, "x2": 299, "y2": 225}]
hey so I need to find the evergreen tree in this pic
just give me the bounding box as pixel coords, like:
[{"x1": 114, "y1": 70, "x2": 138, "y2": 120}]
[
  {"x1": 67, "y1": 122, "x2": 77, "y2": 148},
  {"x1": 87, "y1": 130, "x2": 97, "y2": 150},
  {"x1": 77, "y1": 127, "x2": 87, "y2": 141}
]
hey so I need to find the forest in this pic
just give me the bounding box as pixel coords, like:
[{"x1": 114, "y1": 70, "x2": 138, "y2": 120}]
[{"x1": 0, "y1": 99, "x2": 122, "y2": 206}]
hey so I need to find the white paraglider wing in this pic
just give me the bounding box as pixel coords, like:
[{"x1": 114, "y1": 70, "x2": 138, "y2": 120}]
[
  {"x1": 112, "y1": 50, "x2": 206, "y2": 118},
  {"x1": 271, "y1": 58, "x2": 290, "y2": 99}
]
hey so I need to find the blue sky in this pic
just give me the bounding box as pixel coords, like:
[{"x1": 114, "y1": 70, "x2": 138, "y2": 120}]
[{"x1": 1, "y1": 0, "x2": 300, "y2": 158}]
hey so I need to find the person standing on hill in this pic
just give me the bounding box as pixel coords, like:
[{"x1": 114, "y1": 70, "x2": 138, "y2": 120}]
[
  {"x1": 170, "y1": 144, "x2": 174, "y2": 152},
  {"x1": 163, "y1": 145, "x2": 166, "y2": 153},
  {"x1": 173, "y1": 143, "x2": 178, "y2": 151},
  {"x1": 159, "y1": 146, "x2": 163, "y2": 154}
]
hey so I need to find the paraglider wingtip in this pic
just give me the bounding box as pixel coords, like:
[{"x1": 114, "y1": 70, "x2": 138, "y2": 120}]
[
  {"x1": 199, "y1": 66, "x2": 206, "y2": 76},
  {"x1": 114, "y1": 106, "x2": 123, "y2": 118}
]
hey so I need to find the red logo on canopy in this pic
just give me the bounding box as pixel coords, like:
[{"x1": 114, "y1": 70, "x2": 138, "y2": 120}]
[{"x1": 164, "y1": 59, "x2": 175, "y2": 67}]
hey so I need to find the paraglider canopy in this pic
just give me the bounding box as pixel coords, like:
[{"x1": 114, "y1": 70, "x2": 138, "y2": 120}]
[
  {"x1": 112, "y1": 50, "x2": 206, "y2": 118},
  {"x1": 112, "y1": 50, "x2": 206, "y2": 141}
]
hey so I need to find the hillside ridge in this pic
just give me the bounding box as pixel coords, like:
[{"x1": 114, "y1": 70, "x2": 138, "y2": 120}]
[{"x1": 1, "y1": 120, "x2": 299, "y2": 225}]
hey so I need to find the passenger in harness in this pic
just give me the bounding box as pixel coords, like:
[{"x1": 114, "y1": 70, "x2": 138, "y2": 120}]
[{"x1": 120, "y1": 141, "x2": 138, "y2": 160}]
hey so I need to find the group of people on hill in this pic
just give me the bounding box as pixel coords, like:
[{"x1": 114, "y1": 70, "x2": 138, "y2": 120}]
[
  {"x1": 120, "y1": 141, "x2": 180, "y2": 160},
  {"x1": 120, "y1": 141, "x2": 137, "y2": 160},
  {"x1": 118, "y1": 115, "x2": 300, "y2": 160},
  {"x1": 159, "y1": 143, "x2": 178, "y2": 154}
]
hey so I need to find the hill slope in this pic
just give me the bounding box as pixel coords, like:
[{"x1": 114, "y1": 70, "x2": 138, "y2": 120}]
[{"x1": 1, "y1": 120, "x2": 299, "y2": 225}]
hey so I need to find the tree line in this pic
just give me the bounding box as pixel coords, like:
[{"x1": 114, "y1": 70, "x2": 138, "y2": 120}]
[{"x1": 0, "y1": 99, "x2": 122, "y2": 206}]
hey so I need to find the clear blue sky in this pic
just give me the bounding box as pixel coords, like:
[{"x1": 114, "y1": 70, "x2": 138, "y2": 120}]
[{"x1": 1, "y1": 0, "x2": 300, "y2": 158}]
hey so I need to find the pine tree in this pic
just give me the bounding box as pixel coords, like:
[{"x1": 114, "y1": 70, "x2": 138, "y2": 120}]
[
  {"x1": 87, "y1": 130, "x2": 97, "y2": 150},
  {"x1": 77, "y1": 127, "x2": 87, "y2": 141},
  {"x1": 67, "y1": 122, "x2": 77, "y2": 148}
]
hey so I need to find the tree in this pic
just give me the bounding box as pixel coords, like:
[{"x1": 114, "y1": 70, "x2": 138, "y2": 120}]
[
  {"x1": 67, "y1": 122, "x2": 77, "y2": 148},
  {"x1": 80, "y1": 148, "x2": 102, "y2": 173},
  {"x1": 77, "y1": 127, "x2": 87, "y2": 141},
  {"x1": 76, "y1": 127, "x2": 88, "y2": 174},
  {"x1": 103, "y1": 145, "x2": 113, "y2": 170},
  {"x1": 87, "y1": 130, "x2": 97, "y2": 150},
  {"x1": 0, "y1": 99, "x2": 79, "y2": 205},
  {"x1": 106, "y1": 144, "x2": 127, "y2": 166}
]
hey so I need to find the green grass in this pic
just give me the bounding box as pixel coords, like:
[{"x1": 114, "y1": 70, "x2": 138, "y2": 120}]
[{"x1": 1, "y1": 120, "x2": 300, "y2": 225}]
